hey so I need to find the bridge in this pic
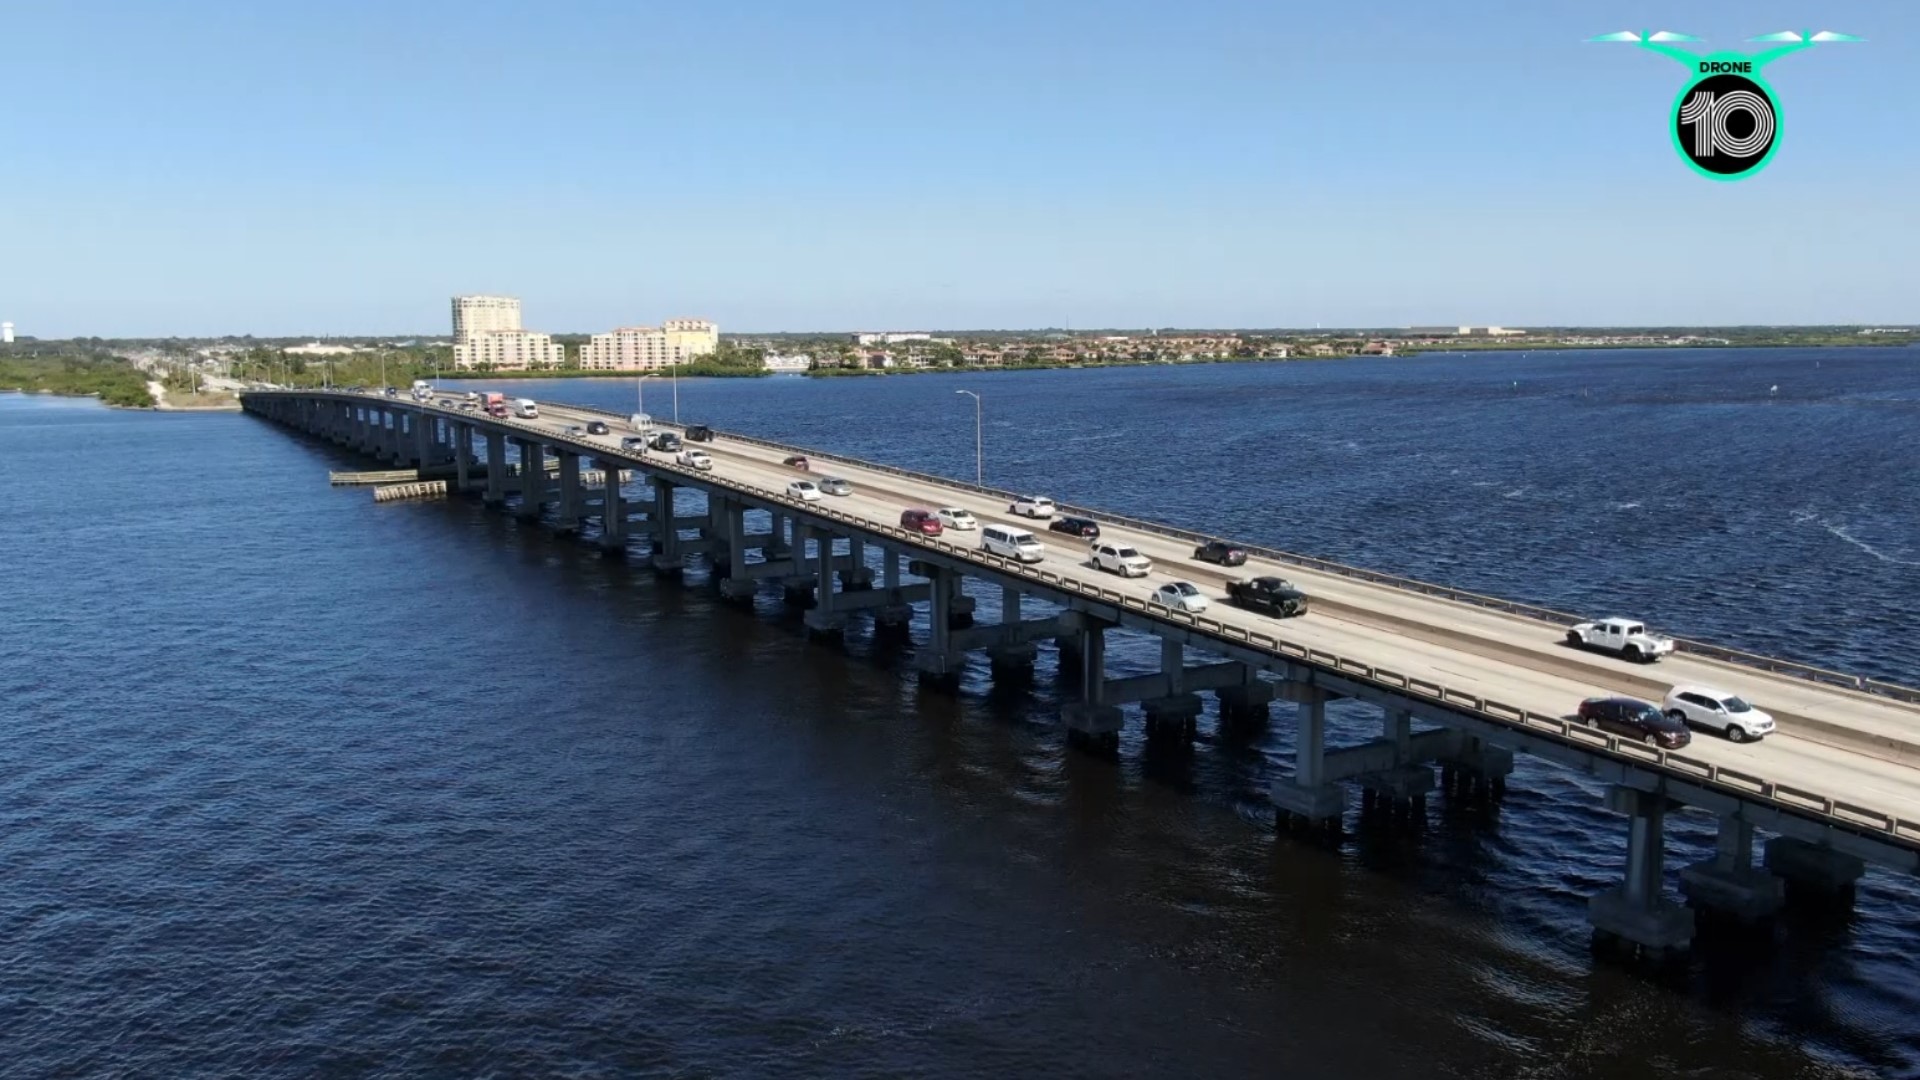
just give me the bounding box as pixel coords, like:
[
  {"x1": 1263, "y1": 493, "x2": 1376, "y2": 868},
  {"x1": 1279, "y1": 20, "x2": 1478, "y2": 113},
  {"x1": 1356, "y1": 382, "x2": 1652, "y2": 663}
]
[{"x1": 242, "y1": 388, "x2": 1920, "y2": 956}]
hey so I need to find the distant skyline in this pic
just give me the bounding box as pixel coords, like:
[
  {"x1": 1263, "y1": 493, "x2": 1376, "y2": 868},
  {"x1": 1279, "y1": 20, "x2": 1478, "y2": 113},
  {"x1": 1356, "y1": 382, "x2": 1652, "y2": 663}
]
[{"x1": 2, "y1": 1, "x2": 1915, "y2": 338}]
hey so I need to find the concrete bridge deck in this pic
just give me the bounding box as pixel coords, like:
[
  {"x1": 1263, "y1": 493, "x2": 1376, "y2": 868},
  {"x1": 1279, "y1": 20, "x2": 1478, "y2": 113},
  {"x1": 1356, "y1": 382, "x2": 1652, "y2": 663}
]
[{"x1": 242, "y1": 388, "x2": 1920, "y2": 957}]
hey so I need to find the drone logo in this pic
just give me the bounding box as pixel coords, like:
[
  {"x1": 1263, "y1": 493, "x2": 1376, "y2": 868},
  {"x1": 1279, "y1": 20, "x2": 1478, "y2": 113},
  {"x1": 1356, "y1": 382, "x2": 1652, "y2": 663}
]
[{"x1": 1591, "y1": 29, "x2": 1862, "y2": 180}]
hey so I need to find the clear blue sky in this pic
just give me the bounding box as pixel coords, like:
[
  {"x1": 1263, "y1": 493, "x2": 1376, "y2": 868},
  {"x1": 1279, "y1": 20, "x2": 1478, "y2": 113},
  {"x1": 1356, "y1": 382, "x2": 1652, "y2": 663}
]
[{"x1": 1, "y1": 0, "x2": 1913, "y2": 337}]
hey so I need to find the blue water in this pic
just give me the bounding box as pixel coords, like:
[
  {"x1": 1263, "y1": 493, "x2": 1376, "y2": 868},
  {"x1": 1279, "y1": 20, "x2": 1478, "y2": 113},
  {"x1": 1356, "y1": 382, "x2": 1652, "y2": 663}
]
[{"x1": 2, "y1": 346, "x2": 1917, "y2": 1078}]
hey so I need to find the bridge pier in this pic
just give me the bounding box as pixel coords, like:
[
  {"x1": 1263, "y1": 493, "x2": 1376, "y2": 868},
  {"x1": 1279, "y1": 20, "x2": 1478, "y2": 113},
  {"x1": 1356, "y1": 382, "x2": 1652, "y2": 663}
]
[
  {"x1": 1141, "y1": 639, "x2": 1202, "y2": 741},
  {"x1": 651, "y1": 479, "x2": 683, "y2": 574},
  {"x1": 874, "y1": 550, "x2": 913, "y2": 635},
  {"x1": 914, "y1": 563, "x2": 963, "y2": 689},
  {"x1": 1589, "y1": 786, "x2": 1694, "y2": 957},
  {"x1": 1216, "y1": 679, "x2": 1274, "y2": 733},
  {"x1": 1270, "y1": 688, "x2": 1345, "y2": 826},
  {"x1": 1679, "y1": 815, "x2": 1784, "y2": 923},
  {"x1": 554, "y1": 451, "x2": 583, "y2": 532},
  {"x1": 596, "y1": 457, "x2": 627, "y2": 551},
  {"x1": 717, "y1": 499, "x2": 756, "y2": 601},
  {"x1": 514, "y1": 439, "x2": 547, "y2": 519},
  {"x1": 1353, "y1": 707, "x2": 1434, "y2": 820},
  {"x1": 452, "y1": 423, "x2": 474, "y2": 493},
  {"x1": 1764, "y1": 836, "x2": 1865, "y2": 910},
  {"x1": 1061, "y1": 622, "x2": 1121, "y2": 754},
  {"x1": 802, "y1": 532, "x2": 847, "y2": 638},
  {"x1": 483, "y1": 433, "x2": 507, "y2": 505}
]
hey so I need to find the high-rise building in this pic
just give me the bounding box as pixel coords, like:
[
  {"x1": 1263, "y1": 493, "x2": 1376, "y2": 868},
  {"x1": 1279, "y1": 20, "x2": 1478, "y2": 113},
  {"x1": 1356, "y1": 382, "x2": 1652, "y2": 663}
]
[
  {"x1": 451, "y1": 295, "x2": 522, "y2": 345},
  {"x1": 580, "y1": 318, "x2": 719, "y2": 371}
]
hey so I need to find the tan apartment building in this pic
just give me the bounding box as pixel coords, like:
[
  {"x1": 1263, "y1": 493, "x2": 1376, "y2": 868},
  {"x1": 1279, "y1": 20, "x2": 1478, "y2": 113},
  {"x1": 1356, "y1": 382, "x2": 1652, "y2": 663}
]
[
  {"x1": 451, "y1": 295, "x2": 523, "y2": 345},
  {"x1": 453, "y1": 329, "x2": 565, "y2": 371},
  {"x1": 580, "y1": 318, "x2": 719, "y2": 371}
]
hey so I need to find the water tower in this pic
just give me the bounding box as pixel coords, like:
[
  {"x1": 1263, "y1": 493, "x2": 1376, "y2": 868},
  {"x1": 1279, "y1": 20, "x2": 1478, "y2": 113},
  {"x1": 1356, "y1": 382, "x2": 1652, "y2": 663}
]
[{"x1": 1, "y1": 322, "x2": 13, "y2": 344}]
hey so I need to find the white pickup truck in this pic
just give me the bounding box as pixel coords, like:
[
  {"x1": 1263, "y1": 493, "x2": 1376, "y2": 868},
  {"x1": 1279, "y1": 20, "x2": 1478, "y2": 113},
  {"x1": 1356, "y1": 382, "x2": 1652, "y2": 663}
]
[{"x1": 1565, "y1": 618, "x2": 1675, "y2": 663}]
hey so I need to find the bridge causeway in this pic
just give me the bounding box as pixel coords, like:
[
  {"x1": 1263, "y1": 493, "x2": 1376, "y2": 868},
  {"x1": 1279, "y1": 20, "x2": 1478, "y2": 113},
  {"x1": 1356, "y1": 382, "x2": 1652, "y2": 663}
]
[{"x1": 242, "y1": 388, "x2": 1920, "y2": 959}]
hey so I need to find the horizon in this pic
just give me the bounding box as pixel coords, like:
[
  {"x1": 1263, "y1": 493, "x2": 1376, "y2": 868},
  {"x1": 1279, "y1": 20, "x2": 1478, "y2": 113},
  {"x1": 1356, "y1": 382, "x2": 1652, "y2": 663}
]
[{"x1": 2, "y1": 1, "x2": 1916, "y2": 337}]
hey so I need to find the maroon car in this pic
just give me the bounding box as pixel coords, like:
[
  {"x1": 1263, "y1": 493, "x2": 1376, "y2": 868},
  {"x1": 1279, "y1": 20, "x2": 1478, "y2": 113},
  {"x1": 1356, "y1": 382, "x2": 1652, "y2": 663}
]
[
  {"x1": 900, "y1": 508, "x2": 943, "y2": 536},
  {"x1": 1193, "y1": 540, "x2": 1249, "y2": 567},
  {"x1": 782, "y1": 454, "x2": 810, "y2": 472},
  {"x1": 1577, "y1": 696, "x2": 1691, "y2": 749}
]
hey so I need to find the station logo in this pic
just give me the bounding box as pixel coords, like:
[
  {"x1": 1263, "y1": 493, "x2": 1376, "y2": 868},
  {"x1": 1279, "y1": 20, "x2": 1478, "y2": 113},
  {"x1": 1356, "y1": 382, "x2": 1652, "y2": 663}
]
[{"x1": 1590, "y1": 29, "x2": 1861, "y2": 181}]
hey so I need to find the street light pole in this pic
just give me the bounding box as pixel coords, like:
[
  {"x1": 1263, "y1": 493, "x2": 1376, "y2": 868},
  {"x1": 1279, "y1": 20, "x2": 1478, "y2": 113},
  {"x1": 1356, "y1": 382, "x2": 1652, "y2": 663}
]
[
  {"x1": 955, "y1": 390, "x2": 981, "y2": 486},
  {"x1": 637, "y1": 372, "x2": 656, "y2": 425}
]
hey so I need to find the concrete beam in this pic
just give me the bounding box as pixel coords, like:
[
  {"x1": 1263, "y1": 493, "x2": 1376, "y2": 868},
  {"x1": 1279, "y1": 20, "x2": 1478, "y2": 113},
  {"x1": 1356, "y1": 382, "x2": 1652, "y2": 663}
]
[{"x1": 1101, "y1": 661, "x2": 1254, "y2": 706}]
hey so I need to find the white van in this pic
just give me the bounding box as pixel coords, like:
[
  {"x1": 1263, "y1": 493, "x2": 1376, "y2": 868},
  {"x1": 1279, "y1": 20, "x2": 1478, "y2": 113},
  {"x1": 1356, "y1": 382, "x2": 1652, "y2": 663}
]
[
  {"x1": 514, "y1": 398, "x2": 539, "y2": 419},
  {"x1": 629, "y1": 412, "x2": 652, "y2": 432},
  {"x1": 981, "y1": 524, "x2": 1045, "y2": 563}
]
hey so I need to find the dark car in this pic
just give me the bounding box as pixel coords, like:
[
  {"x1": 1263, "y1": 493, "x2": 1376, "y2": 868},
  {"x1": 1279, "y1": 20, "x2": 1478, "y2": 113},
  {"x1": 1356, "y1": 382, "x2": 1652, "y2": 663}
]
[
  {"x1": 1049, "y1": 515, "x2": 1101, "y2": 540},
  {"x1": 1193, "y1": 540, "x2": 1249, "y2": 567},
  {"x1": 586, "y1": 420, "x2": 609, "y2": 435},
  {"x1": 783, "y1": 455, "x2": 810, "y2": 472},
  {"x1": 900, "y1": 508, "x2": 943, "y2": 536},
  {"x1": 1225, "y1": 576, "x2": 1309, "y2": 618},
  {"x1": 1577, "y1": 697, "x2": 1692, "y2": 749},
  {"x1": 650, "y1": 432, "x2": 682, "y2": 452},
  {"x1": 686, "y1": 425, "x2": 714, "y2": 442}
]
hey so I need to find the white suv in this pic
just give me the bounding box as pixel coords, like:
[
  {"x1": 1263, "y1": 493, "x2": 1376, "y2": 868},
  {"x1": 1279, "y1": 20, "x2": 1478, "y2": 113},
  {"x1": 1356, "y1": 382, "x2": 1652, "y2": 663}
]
[
  {"x1": 1662, "y1": 685, "x2": 1775, "y2": 743},
  {"x1": 1009, "y1": 495, "x2": 1055, "y2": 519},
  {"x1": 1092, "y1": 542, "x2": 1152, "y2": 577}
]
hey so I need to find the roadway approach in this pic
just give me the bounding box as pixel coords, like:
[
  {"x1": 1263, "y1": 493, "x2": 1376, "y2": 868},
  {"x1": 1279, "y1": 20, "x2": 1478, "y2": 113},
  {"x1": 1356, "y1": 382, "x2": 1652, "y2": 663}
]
[{"x1": 242, "y1": 388, "x2": 1920, "y2": 957}]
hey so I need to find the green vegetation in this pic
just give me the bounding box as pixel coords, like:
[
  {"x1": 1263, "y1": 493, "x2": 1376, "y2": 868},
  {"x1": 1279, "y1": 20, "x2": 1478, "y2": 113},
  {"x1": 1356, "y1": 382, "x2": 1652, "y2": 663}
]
[{"x1": 0, "y1": 346, "x2": 155, "y2": 407}]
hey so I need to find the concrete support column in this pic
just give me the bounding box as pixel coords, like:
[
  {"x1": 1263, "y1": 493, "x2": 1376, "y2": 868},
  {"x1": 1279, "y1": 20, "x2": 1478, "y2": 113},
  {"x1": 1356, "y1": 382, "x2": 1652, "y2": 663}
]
[
  {"x1": 914, "y1": 564, "x2": 960, "y2": 686},
  {"x1": 986, "y1": 582, "x2": 1037, "y2": 681},
  {"x1": 1270, "y1": 689, "x2": 1344, "y2": 824},
  {"x1": 945, "y1": 572, "x2": 976, "y2": 628},
  {"x1": 1143, "y1": 637, "x2": 1203, "y2": 740},
  {"x1": 1358, "y1": 706, "x2": 1434, "y2": 813},
  {"x1": 804, "y1": 532, "x2": 847, "y2": 637},
  {"x1": 1441, "y1": 735, "x2": 1514, "y2": 800},
  {"x1": 718, "y1": 498, "x2": 754, "y2": 600},
  {"x1": 1589, "y1": 787, "x2": 1694, "y2": 954},
  {"x1": 598, "y1": 459, "x2": 628, "y2": 552},
  {"x1": 1216, "y1": 679, "x2": 1274, "y2": 731},
  {"x1": 1679, "y1": 816, "x2": 1784, "y2": 922},
  {"x1": 651, "y1": 479, "x2": 683, "y2": 573},
  {"x1": 768, "y1": 511, "x2": 790, "y2": 559},
  {"x1": 1062, "y1": 623, "x2": 1122, "y2": 751},
  {"x1": 453, "y1": 423, "x2": 472, "y2": 493},
  {"x1": 412, "y1": 410, "x2": 432, "y2": 468},
  {"x1": 484, "y1": 432, "x2": 507, "y2": 505},
  {"x1": 874, "y1": 548, "x2": 912, "y2": 632},
  {"x1": 514, "y1": 439, "x2": 545, "y2": 519},
  {"x1": 1763, "y1": 837, "x2": 1865, "y2": 909},
  {"x1": 837, "y1": 535, "x2": 873, "y2": 591},
  {"x1": 555, "y1": 451, "x2": 582, "y2": 531}
]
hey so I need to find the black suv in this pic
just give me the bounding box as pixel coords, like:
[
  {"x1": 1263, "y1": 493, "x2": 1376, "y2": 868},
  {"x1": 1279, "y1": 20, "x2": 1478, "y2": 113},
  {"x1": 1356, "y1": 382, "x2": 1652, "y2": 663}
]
[
  {"x1": 1193, "y1": 540, "x2": 1249, "y2": 566},
  {"x1": 586, "y1": 420, "x2": 609, "y2": 435},
  {"x1": 1049, "y1": 515, "x2": 1100, "y2": 540},
  {"x1": 650, "y1": 432, "x2": 682, "y2": 452},
  {"x1": 1577, "y1": 697, "x2": 1692, "y2": 749},
  {"x1": 685, "y1": 425, "x2": 714, "y2": 442}
]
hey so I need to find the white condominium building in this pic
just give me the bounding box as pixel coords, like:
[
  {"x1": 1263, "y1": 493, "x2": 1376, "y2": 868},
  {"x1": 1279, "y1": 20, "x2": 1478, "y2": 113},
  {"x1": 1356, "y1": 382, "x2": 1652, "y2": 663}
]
[
  {"x1": 453, "y1": 329, "x2": 565, "y2": 371},
  {"x1": 451, "y1": 295, "x2": 523, "y2": 344},
  {"x1": 580, "y1": 318, "x2": 720, "y2": 371}
]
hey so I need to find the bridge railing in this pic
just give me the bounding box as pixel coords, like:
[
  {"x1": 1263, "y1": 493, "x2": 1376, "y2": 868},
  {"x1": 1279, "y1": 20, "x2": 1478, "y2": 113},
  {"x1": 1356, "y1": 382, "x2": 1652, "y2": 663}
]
[
  {"x1": 249, "y1": 390, "x2": 1920, "y2": 849},
  {"x1": 550, "y1": 403, "x2": 1919, "y2": 707}
]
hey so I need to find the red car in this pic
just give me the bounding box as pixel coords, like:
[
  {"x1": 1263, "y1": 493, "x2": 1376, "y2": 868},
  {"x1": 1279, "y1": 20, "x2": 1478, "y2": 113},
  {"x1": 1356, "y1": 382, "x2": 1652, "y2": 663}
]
[
  {"x1": 900, "y1": 508, "x2": 943, "y2": 536},
  {"x1": 783, "y1": 455, "x2": 810, "y2": 472}
]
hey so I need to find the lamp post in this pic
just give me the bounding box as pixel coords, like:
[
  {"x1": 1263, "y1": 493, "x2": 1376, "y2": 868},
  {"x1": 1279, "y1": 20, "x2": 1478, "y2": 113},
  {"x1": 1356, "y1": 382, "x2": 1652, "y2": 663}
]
[
  {"x1": 955, "y1": 390, "x2": 981, "y2": 486},
  {"x1": 637, "y1": 372, "x2": 656, "y2": 426}
]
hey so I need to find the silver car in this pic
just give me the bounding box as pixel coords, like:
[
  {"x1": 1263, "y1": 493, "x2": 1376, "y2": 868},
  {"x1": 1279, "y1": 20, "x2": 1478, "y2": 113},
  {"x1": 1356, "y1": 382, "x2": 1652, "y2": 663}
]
[{"x1": 818, "y1": 477, "x2": 853, "y2": 496}]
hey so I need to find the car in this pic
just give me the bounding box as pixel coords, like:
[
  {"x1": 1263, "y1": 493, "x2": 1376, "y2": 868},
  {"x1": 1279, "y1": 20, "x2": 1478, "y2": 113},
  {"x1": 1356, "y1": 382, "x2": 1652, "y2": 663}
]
[
  {"x1": 438, "y1": 398, "x2": 454, "y2": 407},
  {"x1": 981, "y1": 524, "x2": 1045, "y2": 562},
  {"x1": 383, "y1": 387, "x2": 398, "y2": 397},
  {"x1": 818, "y1": 477, "x2": 852, "y2": 496},
  {"x1": 1009, "y1": 495, "x2": 1056, "y2": 519},
  {"x1": 936, "y1": 507, "x2": 977, "y2": 531},
  {"x1": 787, "y1": 479, "x2": 821, "y2": 502},
  {"x1": 586, "y1": 420, "x2": 609, "y2": 435},
  {"x1": 1662, "y1": 685, "x2": 1775, "y2": 743},
  {"x1": 648, "y1": 432, "x2": 681, "y2": 452},
  {"x1": 783, "y1": 455, "x2": 810, "y2": 472},
  {"x1": 1193, "y1": 540, "x2": 1249, "y2": 567},
  {"x1": 1091, "y1": 542, "x2": 1152, "y2": 578},
  {"x1": 900, "y1": 508, "x2": 943, "y2": 536},
  {"x1": 459, "y1": 401, "x2": 477, "y2": 411},
  {"x1": 1150, "y1": 581, "x2": 1210, "y2": 614},
  {"x1": 1578, "y1": 696, "x2": 1692, "y2": 749},
  {"x1": 1565, "y1": 618, "x2": 1675, "y2": 662},
  {"x1": 620, "y1": 436, "x2": 647, "y2": 452},
  {"x1": 1225, "y1": 576, "x2": 1309, "y2": 617},
  {"x1": 1049, "y1": 515, "x2": 1100, "y2": 540},
  {"x1": 564, "y1": 425, "x2": 584, "y2": 436},
  {"x1": 676, "y1": 449, "x2": 713, "y2": 471},
  {"x1": 686, "y1": 424, "x2": 714, "y2": 442}
]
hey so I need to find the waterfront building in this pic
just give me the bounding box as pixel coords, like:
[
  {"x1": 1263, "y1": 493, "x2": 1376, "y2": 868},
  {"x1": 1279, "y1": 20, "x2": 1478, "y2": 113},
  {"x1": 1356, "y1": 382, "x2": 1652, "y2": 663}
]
[
  {"x1": 451, "y1": 296, "x2": 523, "y2": 345},
  {"x1": 453, "y1": 328, "x2": 565, "y2": 371},
  {"x1": 579, "y1": 319, "x2": 719, "y2": 371}
]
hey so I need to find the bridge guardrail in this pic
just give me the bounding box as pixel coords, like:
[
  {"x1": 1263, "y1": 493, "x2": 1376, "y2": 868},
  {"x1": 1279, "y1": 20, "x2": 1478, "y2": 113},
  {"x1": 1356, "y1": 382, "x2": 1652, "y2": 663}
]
[{"x1": 247, "y1": 391, "x2": 1920, "y2": 849}]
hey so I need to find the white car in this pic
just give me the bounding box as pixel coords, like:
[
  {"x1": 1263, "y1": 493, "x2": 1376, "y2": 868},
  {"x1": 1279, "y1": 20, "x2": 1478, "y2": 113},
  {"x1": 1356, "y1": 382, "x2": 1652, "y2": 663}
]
[
  {"x1": 1009, "y1": 495, "x2": 1056, "y2": 519},
  {"x1": 787, "y1": 480, "x2": 821, "y2": 502},
  {"x1": 1565, "y1": 618, "x2": 1675, "y2": 663},
  {"x1": 1150, "y1": 581, "x2": 1209, "y2": 614},
  {"x1": 937, "y1": 507, "x2": 978, "y2": 531},
  {"x1": 676, "y1": 449, "x2": 713, "y2": 471},
  {"x1": 1092, "y1": 542, "x2": 1152, "y2": 578},
  {"x1": 1663, "y1": 685, "x2": 1775, "y2": 743}
]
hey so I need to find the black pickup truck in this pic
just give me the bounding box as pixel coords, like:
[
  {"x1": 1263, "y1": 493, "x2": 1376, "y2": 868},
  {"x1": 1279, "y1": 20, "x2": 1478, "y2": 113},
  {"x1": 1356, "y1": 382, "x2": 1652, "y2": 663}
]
[{"x1": 1226, "y1": 576, "x2": 1310, "y2": 618}]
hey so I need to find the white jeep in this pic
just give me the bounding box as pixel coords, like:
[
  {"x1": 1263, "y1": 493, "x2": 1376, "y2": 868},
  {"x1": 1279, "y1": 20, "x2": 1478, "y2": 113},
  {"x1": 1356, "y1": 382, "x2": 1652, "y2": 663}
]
[{"x1": 1565, "y1": 618, "x2": 1675, "y2": 663}]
